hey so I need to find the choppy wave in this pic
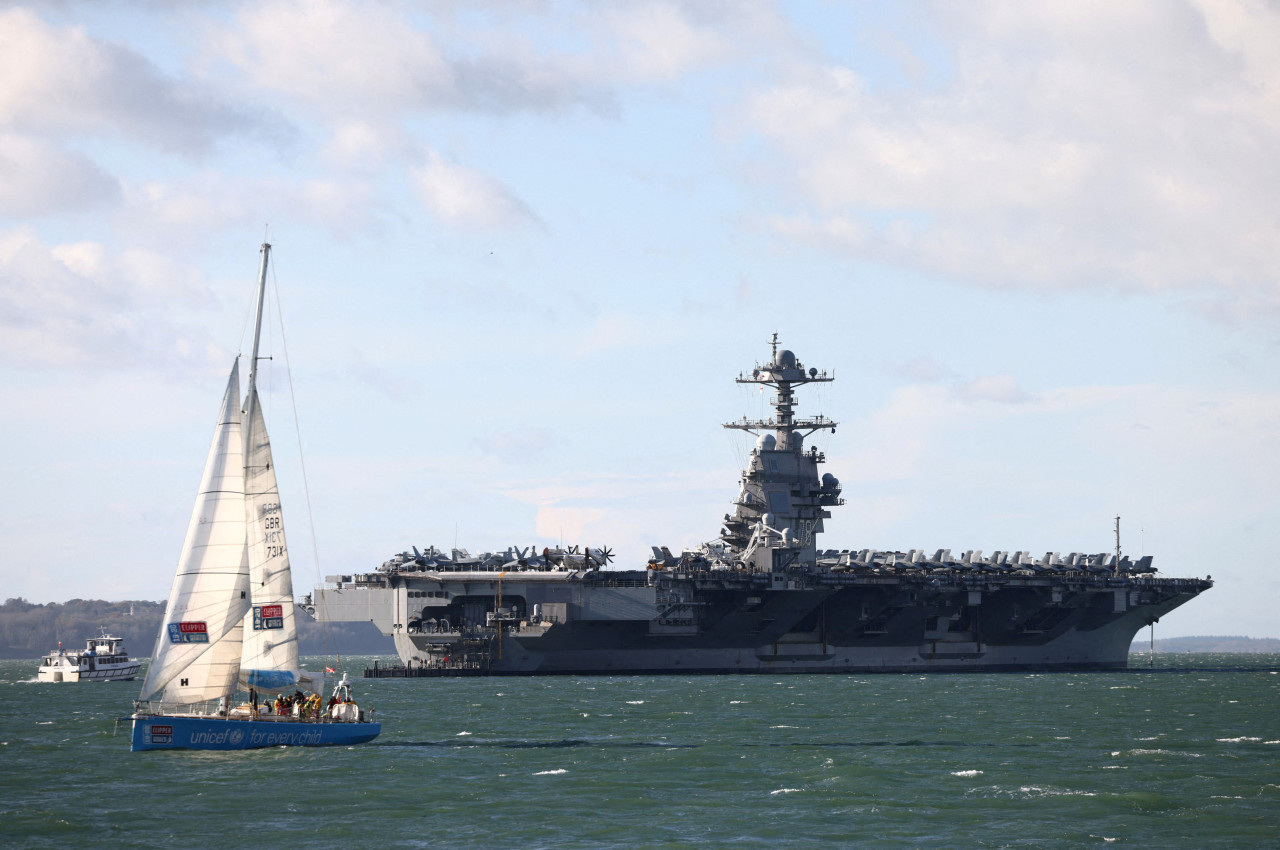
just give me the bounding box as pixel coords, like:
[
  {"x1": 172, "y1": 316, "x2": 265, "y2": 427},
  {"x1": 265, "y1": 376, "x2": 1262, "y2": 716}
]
[
  {"x1": 993, "y1": 785, "x2": 1098, "y2": 799},
  {"x1": 2, "y1": 656, "x2": 1277, "y2": 848}
]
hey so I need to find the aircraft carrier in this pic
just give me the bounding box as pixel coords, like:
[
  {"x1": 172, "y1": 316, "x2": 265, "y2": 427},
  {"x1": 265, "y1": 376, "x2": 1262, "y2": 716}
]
[{"x1": 308, "y1": 337, "x2": 1212, "y2": 674}]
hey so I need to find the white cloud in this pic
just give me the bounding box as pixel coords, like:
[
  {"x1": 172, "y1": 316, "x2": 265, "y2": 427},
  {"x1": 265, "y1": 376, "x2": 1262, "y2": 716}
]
[
  {"x1": 532, "y1": 504, "x2": 609, "y2": 546},
  {"x1": 0, "y1": 228, "x2": 221, "y2": 371},
  {"x1": 110, "y1": 171, "x2": 382, "y2": 243},
  {"x1": 838, "y1": 376, "x2": 1280, "y2": 526},
  {"x1": 741, "y1": 0, "x2": 1280, "y2": 309},
  {"x1": 956, "y1": 374, "x2": 1031, "y2": 404},
  {"x1": 500, "y1": 467, "x2": 733, "y2": 563},
  {"x1": 594, "y1": 2, "x2": 736, "y2": 81},
  {"x1": 1194, "y1": 0, "x2": 1280, "y2": 115},
  {"x1": 320, "y1": 120, "x2": 406, "y2": 168},
  {"x1": 209, "y1": 0, "x2": 453, "y2": 118},
  {"x1": 412, "y1": 150, "x2": 534, "y2": 230},
  {"x1": 208, "y1": 0, "x2": 608, "y2": 120},
  {"x1": 0, "y1": 132, "x2": 119, "y2": 217},
  {"x1": 0, "y1": 7, "x2": 254, "y2": 152},
  {"x1": 0, "y1": 8, "x2": 271, "y2": 220},
  {"x1": 574, "y1": 313, "x2": 648, "y2": 357}
]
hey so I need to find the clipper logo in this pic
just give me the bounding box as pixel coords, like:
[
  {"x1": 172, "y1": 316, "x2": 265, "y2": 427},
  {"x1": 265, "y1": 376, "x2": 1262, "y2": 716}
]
[
  {"x1": 149, "y1": 724, "x2": 173, "y2": 744},
  {"x1": 253, "y1": 604, "x2": 284, "y2": 631},
  {"x1": 167, "y1": 621, "x2": 209, "y2": 643}
]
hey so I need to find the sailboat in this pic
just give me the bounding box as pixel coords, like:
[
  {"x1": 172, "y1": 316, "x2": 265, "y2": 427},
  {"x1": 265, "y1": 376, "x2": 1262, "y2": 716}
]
[{"x1": 131, "y1": 242, "x2": 380, "y2": 751}]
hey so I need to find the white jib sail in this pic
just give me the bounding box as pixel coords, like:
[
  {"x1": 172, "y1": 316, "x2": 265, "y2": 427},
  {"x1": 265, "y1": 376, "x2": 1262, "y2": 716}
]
[
  {"x1": 139, "y1": 361, "x2": 252, "y2": 705},
  {"x1": 239, "y1": 386, "x2": 302, "y2": 692}
]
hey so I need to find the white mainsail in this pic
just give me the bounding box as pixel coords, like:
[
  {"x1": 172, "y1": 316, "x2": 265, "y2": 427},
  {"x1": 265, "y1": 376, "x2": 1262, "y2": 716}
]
[
  {"x1": 139, "y1": 362, "x2": 252, "y2": 705},
  {"x1": 238, "y1": 385, "x2": 302, "y2": 691}
]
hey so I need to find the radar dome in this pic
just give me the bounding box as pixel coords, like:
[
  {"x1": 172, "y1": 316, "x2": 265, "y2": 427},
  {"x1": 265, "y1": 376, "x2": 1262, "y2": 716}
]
[
  {"x1": 775, "y1": 349, "x2": 797, "y2": 369},
  {"x1": 756, "y1": 433, "x2": 777, "y2": 451}
]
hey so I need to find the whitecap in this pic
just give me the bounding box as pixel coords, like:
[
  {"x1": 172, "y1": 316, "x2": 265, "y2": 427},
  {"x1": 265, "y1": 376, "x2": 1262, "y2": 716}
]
[
  {"x1": 770, "y1": 725, "x2": 797, "y2": 729},
  {"x1": 729, "y1": 700, "x2": 744, "y2": 704},
  {"x1": 456, "y1": 731, "x2": 472, "y2": 736},
  {"x1": 626, "y1": 700, "x2": 644, "y2": 705},
  {"x1": 770, "y1": 788, "x2": 801, "y2": 795},
  {"x1": 951, "y1": 770, "x2": 983, "y2": 777},
  {"x1": 533, "y1": 769, "x2": 567, "y2": 776},
  {"x1": 1013, "y1": 785, "x2": 1097, "y2": 798},
  {"x1": 1216, "y1": 737, "x2": 1262, "y2": 743}
]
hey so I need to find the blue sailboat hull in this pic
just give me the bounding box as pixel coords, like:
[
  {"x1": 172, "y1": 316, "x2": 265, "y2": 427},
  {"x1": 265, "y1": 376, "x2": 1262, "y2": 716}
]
[{"x1": 131, "y1": 714, "x2": 380, "y2": 751}]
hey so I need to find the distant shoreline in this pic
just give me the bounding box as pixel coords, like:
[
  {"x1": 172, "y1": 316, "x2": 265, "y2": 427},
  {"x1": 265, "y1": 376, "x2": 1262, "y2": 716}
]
[
  {"x1": 0, "y1": 597, "x2": 392, "y2": 660},
  {"x1": 1129, "y1": 635, "x2": 1280, "y2": 654}
]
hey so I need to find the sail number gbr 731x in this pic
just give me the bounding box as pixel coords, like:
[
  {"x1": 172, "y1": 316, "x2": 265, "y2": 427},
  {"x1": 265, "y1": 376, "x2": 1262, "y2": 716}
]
[{"x1": 260, "y1": 501, "x2": 285, "y2": 559}]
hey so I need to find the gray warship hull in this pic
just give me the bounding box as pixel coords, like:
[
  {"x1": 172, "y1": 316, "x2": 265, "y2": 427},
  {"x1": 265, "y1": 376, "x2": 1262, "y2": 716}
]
[
  {"x1": 312, "y1": 566, "x2": 1209, "y2": 675},
  {"x1": 310, "y1": 337, "x2": 1211, "y2": 675}
]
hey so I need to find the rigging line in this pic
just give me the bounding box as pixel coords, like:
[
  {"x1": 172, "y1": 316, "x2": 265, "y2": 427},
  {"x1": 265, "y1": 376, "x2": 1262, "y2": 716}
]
[{"x1": 268, "y1": 250, "x2": 331, "y2": 664}]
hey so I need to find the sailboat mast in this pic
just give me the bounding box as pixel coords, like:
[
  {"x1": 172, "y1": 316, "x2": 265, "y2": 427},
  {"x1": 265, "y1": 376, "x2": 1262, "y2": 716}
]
[
  {"x1": 234, "y1": 242, "x2": 270, "y2": 709},
  {"x1": 245, "y1": 242, "x2": 271, "y2": 420}
]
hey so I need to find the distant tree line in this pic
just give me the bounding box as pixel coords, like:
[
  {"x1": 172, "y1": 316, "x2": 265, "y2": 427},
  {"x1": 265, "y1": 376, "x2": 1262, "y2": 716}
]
[
  {"x1": 1134, "y1": 635, "x2": 1280, "y2": 653},
  {"x1": 0, "y1": 598, "x2": 393, "y2": 660}
]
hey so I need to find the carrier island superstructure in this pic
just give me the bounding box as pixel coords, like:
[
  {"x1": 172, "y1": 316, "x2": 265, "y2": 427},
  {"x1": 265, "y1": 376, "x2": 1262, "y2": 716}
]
[{"x1": 308, "y1": 338, "x2": 1211, "y2": 674}]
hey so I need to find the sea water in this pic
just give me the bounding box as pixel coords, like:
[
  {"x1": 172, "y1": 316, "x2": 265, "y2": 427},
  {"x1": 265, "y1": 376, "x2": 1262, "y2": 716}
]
[{"x1": 1, "y1": 655, "x2": 1276, "y2": 848}]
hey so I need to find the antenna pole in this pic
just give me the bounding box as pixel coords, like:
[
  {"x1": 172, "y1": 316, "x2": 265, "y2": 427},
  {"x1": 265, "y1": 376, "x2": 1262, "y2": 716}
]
[{"x1": 1114, "y1": 515, "x2": 1121, "y2": 574}]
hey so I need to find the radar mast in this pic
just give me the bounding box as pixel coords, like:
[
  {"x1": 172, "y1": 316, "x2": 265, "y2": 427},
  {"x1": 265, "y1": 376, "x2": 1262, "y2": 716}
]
[{"x1": 722, "y1": 335, "x2": 842, "y2": 572}]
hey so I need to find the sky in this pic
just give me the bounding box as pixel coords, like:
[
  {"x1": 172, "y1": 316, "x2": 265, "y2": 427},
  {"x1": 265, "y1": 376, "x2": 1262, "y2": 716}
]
[{"x1": 1, "y1": 0, "x2": 1277, "y2": 639}]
